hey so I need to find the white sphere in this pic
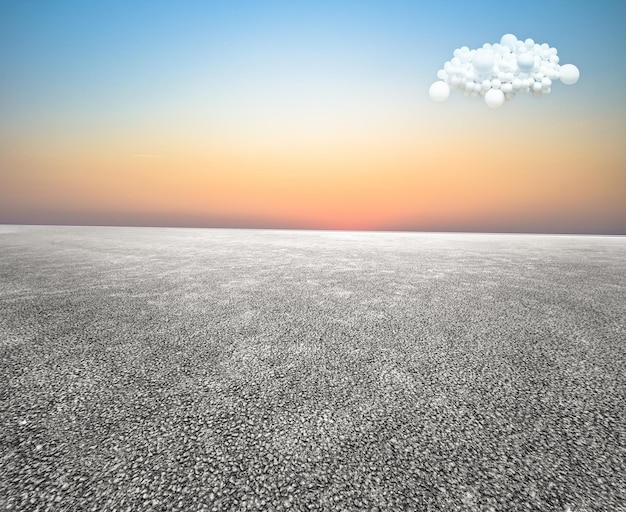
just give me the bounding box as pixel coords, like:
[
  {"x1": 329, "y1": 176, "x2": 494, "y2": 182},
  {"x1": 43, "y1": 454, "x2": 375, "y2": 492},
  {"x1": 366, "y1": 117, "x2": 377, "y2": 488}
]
[
  {"x1": 500, "y1": 33, "x2": 518, "y2": 50},
  {"x1": 532, "y1": 81, "x2": 542, "y2": 92},
  {"x1": 473, "y1": 49, "x2": 495, "y2": 75},
  {"x1": 429, "y1": 81, "x2": 450, "y2": 102},
  {"x1": 481, "y1": 79, "x2": 492, "y2": 91},
  {"x1": 484, "y1": 88, "x2": 505, "y2": 108},
  {"x1": 525, "y1": 38, "x2": 535, "y2": 47},
  {"x1": 491, "y1": 78, "x2": 501, "y2": 89},
  {"x1": 501, "y1": 83, "x2": 513, "y2": 94},
  {"x1": 517, "y1": 53, "x2": 534, "y2": 72},
  {"x1": 559, "y1": 64, "x2": 580, "y2": 85}
]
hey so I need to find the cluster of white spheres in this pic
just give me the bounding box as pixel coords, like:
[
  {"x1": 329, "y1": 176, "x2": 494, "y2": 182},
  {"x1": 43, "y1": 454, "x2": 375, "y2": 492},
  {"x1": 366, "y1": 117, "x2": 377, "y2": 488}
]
[{"x1": 428, "y1": 34, "x2": 580, "y2": 108}]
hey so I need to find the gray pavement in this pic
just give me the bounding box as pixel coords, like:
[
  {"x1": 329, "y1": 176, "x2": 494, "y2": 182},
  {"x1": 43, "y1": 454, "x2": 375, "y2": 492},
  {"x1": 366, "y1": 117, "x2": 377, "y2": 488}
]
[{"x1": 0, "y1": 226, "x2": 624, "y2": 511}]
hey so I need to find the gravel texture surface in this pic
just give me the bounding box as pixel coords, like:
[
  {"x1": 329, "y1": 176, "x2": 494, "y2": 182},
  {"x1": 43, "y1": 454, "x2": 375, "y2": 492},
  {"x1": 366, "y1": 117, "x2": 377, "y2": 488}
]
[{"x1": 0, "y1": 225, "x2": 625, "y2": 512}]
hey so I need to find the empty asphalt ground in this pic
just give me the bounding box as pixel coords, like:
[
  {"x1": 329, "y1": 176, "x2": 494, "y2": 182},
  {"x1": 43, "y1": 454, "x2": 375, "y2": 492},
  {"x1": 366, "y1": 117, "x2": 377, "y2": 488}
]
[{"x1": 1, "y1": 226, "x2": 624, "y2": 511}]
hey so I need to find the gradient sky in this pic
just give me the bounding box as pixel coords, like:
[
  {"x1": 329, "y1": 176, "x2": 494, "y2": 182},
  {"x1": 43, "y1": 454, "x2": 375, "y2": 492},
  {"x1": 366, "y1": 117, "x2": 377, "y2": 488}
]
[{"x1": 1, "y1": 0, "x2": 625, "y2": 233}]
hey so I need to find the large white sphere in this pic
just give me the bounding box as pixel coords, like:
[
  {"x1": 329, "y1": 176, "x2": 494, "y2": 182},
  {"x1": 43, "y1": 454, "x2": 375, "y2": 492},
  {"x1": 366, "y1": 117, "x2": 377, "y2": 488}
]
[
  {"x1": 517, "y1": 53, "x2": 535, "y2": 72},
  {"x1": 473, "y1": 49, "x2": 495, "y2": 75},
  {"x1": 429, "y1": 81, "x2": 450, "y2": 102},
  {"x1": 484, "y1": 88, "x2": 505, "y2": 108},
  {"x1": 500, "y1": 33, "x2": 518, "y2": 50},
  {"x1": 559, "y1": 64, "x2": 580, "y2": 85}
]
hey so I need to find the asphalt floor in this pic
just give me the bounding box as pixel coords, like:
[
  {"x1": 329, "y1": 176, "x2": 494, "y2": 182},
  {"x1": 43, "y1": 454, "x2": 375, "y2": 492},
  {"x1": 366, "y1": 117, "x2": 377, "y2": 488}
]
[{"x1": 1, "y1": 226, "x2": 624, "y2": 511}]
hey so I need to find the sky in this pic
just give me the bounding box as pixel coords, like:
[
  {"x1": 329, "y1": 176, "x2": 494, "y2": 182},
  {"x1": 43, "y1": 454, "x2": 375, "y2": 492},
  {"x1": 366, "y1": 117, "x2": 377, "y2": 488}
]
[{"x1": 1, "y1": 0, "x2": 625, "y2": 234}]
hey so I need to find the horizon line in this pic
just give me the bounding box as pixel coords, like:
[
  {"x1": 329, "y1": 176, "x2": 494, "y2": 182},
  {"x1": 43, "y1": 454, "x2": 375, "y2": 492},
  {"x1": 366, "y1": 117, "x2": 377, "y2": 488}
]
[{"x1": 1, "y1": 222, "x2": 623, "y2": 237}]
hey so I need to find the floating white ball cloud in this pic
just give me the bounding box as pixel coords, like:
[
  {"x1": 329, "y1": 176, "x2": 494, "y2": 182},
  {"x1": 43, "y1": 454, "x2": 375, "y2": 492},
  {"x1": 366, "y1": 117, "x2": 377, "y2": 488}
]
[{"x1": 429, "y1": 34, "x2": 579, "y2": 108}]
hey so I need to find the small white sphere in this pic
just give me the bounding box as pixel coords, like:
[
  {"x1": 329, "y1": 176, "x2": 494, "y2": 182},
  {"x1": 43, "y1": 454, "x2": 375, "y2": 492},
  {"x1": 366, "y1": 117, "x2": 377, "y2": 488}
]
[
  {"x1": 541, "y1": 87, "x2": 551, "y2": 95},
  {"x1": 517, "y1": 53, "x2": 535, "y2": 72},
  {"x1": 533, "y1": 81, "x2": 542, "y2": 92},
  {"x1": 437, "y1": 69, "x2": 447, "y2": 80},
  {"x1": 500, "y1": 33, "x2": 518, "y2": 50},
  {"x1": 484, "y1": 88, "x2": 505, "y2": 108},
  {"x1": 559, "y1": 64, "x2": 580, "y2": 85},
  {"x1": 512, "y1": 78, "x2": 522, "y2": 90},
  {"x1": 501, "y1": 83, "x2": 513, "y2": 94},
  {"x1": 525, "y1": 38, "x2": 535, "y2": 48},
  {"x1": 429, "y1": 81, "x2": 450, "y2": 102},
  {"x1": 541, "y1": 77, "x2": 552, "y2": 88},
  {"x1": 481, "y1": 79, "x2": 492, "y2": 91},
  {"x1": 491, "y1": 78, "x2": 501, "y2": 89}
]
